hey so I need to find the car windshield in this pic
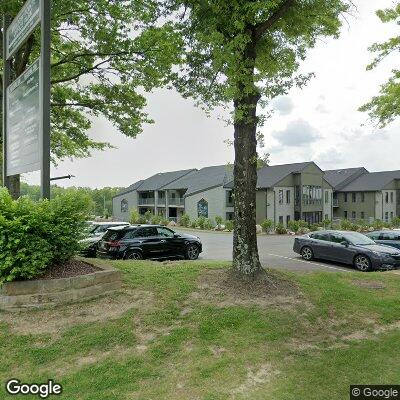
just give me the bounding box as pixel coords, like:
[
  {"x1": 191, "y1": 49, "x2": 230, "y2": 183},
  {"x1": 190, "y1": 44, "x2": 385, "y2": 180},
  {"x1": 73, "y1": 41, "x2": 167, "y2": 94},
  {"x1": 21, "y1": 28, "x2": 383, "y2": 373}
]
[{"x1": 344, "y1": 232, "x2": 376, "y2": 245}]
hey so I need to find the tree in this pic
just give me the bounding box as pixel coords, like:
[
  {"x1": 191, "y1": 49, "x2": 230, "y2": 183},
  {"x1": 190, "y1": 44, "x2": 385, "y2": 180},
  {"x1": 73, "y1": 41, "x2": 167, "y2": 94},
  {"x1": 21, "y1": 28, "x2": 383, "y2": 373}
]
[
  {"x1": 1, "y1": 0, "x2": 182, "y2": 198},
  {"x1": 168, "y1": 0, "x2": 352, "y2": 276},
  {"x1": 359, "y1": 3, "x2": 400, "y2": 127},
  {"x1": 257, "y1": 152, "x2": 270, "y2": 168}
]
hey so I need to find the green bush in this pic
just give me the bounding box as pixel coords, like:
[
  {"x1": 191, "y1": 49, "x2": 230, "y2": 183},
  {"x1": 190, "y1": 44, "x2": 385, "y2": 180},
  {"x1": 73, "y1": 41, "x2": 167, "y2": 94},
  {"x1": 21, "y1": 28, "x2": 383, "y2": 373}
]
[
  {"x1": 0, "y1": 189, "x2": 92, "y2": 283},
  {"x1": 392, "y1": 217, "x2": 400, "y2": 228},
  {"x1": 160, "y1": 218, "x2": 169, "y2": 226},
  {"x1": 225, "y1": 220, "x2": 234, "y2": 231},
  {"x1": 179, "y1": 213, "x2": 191, "y2": 227},
  {"x1": 203, "y1": 218, "x2": 213, "y2": 230},
  {"x1": 373, "y1": 219, "x2": 384, "y2": 230},
  {"x1": 275, "y1": 223, "x2": 287, "y2": 234},
  {"x1": 150, "y1": 214, "x2": 162, "y2": 225},
  {"x1": 322, "y1": 218, "x2": 331, "y2": 229},
  {"x1": 130, "y1": 209, "x2": 140, "y2": 224},
  {"x1": 309, "y1": 224, "x2": 320, "y2": 232},
  {"x1": 261, "y1": 218, "x2": 274, "y2": 233},
  {"x1": 287, "y1": 220, "x2": 300, "y2": 233},
  {"x1": 144, "y1": 210, "x2": 152, "y2": 223},
  {"x1": 190, "y1": 219, "x2": 198, "y2": 229},
  {"x1": 215, "y1": 216, "x2": 223, "y2": 226},
  {"x1": 340, "y1": 219, "x2": 352, "y2": 231}
]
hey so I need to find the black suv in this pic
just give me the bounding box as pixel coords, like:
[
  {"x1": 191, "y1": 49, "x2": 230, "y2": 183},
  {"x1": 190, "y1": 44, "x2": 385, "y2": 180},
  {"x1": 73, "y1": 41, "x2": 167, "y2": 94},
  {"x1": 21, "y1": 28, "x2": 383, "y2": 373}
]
[{"x1": 96, "y1": 225, "x2": 202, "y2": 260}]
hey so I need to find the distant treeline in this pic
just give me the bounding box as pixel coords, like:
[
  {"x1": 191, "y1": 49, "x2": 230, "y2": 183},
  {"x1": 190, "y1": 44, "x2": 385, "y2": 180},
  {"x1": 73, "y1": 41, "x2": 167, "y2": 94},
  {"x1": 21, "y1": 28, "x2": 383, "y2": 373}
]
[{"x1": 20, "y1": 183, "x2": 122, "y2": 217}]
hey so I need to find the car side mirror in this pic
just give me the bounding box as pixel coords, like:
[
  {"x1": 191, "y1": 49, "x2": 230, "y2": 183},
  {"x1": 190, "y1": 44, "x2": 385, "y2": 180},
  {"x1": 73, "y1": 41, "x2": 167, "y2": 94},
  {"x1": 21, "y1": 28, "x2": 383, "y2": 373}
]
[
  {"x1": 340, "y1": 241, "x2": 349, "y2": 247},
  {"x1": 173, "y1": 233, "x2": 180, "y2": 238}
]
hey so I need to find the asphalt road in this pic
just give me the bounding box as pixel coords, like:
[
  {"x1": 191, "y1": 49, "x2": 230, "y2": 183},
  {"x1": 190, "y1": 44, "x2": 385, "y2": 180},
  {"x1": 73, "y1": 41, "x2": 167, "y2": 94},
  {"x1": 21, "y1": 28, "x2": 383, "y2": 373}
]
[{"x1": 176, "y1": 228, "x2": 353, "y2": 273}]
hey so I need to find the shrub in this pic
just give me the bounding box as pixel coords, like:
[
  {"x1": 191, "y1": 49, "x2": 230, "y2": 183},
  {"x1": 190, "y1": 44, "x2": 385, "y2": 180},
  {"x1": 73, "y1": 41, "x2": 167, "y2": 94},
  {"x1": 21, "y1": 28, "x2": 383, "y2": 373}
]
[
  {"x1": 340, "y1": 219, "x2": 352, "y2": 231},
  {"x1": 392, "y1": 217, "x2": 400, "y2": 228},
  {"x1": 287, "y1": 220, "x2": 300, "y2": 233},
  {"x1": 373, "y1": 219, "x2": 384, "y2": 230},
  {"x1": 130, "y1": 209, "x2": 140, "y2": 224},
  {"x1": 190, "y1": 219, "x2": 198, "y2": 229},
  {"x1": 309, "y1": 224, "x2": 320, "y2": 232},
  {"x1": 0, "y1": 189, "x2": 92, "y2": 283},
  {"x1": 203, "y1": 218, "x2": 213, "y2": 230},
  {"x1": 275, "y1": 223, "x2": 287, "y2": 234},
  {"x1": 261, "y1": 218, "x2": 274, "y2": 233},
  {"x1": 215, "y1": 216, "x2": 223, "y2": 226},
  {"x1": 144, "y1": 210, "x2": 152, "y2": 223},
  {"x1": 150, "y1": 214, "x2": 162, "y2": 225},
  {"x1": 160, "y1": 218, "x2": 169, "y2": 226},
  {"x1": 322, "y1": 218, "x2": 331, "y2": 229},
  {"x1": 179, "y1": 213, "x2": 191, "y2": 227},
  {"x1": 225, "y1": 220, "x2": 234, "y2": 231}
]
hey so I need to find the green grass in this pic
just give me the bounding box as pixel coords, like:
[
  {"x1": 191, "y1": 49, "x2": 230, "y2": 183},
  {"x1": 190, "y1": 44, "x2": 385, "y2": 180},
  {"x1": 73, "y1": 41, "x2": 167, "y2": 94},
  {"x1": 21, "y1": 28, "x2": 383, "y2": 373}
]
[{"x1": 0, "y1": 260, "x2": 399, "y2": 399}]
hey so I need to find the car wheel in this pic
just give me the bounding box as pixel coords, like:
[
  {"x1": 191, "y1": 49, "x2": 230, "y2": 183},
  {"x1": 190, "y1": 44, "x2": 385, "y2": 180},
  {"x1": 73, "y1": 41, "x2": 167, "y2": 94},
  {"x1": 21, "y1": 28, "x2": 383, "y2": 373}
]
[
  {"x1": 125, "y1": 250, "x2": 143, "y2": 260},
  {"x1": 185, "y1": 244, "x2": 200, "y2": 260},
  {"x1": 301, "y1": 246, "x2": 314, "y2": 261},
  {"x1": 354, "y1": 254, "x2": 372, "y2": 272}
]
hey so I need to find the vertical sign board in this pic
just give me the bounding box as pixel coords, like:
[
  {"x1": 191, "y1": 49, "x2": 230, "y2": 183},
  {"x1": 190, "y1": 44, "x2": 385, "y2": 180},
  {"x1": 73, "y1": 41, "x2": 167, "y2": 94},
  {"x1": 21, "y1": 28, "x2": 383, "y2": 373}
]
[
  {"x1": 6, "y1": 58, "x2": 41, "y2": 176},
  {"x1": 6, "y1": 0, "x2": 40, "y2": 60},
  {"x1": 3, "y1": 0, "x2": 50, "y2": 198}
]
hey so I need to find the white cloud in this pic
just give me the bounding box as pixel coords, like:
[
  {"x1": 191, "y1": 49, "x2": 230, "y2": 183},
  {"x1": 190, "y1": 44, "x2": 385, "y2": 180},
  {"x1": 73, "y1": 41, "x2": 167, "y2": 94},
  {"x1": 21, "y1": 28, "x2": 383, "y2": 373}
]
[
  {"x1": 272, "y1": 96, "x2": 294, "y2": 115},
  {"x1": 272, "y1": 119, "x2": 321, "y2": 147}
]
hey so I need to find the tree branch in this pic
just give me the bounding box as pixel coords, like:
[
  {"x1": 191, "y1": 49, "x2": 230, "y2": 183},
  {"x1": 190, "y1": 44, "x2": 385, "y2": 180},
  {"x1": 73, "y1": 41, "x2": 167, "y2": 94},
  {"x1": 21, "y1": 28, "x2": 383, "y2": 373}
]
[{"x1": 254, "y1": 0, "x2": 296, "y2": 40}]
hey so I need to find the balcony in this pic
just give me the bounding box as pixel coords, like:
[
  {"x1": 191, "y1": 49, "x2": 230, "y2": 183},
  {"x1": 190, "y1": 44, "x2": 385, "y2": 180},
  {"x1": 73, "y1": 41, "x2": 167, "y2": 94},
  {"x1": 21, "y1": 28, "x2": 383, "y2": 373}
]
[
  {"x1": 138, "y1": 198, "x2": 154, "y2": 205},
  {"x1": 168, "y1": 197, "x2": 184, "y2": 206},
  {"x1": 157, "y1": 198, "x2": 166, "y2": 206},
  {"x1": 333, "y1": 198, "x2": 339, "y2": 207}
]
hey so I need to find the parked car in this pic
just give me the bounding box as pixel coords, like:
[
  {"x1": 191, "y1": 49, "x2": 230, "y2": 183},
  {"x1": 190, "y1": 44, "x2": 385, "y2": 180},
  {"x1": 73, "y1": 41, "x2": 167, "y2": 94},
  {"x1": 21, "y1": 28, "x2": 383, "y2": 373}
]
[
  {"x1": 293, "y1": 230, "x2": 400, "y2": 271},
  {"x1": 80, "y1": 221, "x2": 130, "y2": 257},
  {"x1": 365, "y1": 230, "x2": 400, "y2": 250},
  {"x1": 97, "y1": 225, "x2": 202, "y2": 260}
]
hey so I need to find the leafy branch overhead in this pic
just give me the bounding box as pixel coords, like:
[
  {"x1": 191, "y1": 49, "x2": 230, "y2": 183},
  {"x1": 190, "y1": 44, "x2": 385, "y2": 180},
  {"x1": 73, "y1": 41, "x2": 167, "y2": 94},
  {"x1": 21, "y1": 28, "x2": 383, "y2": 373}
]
[
  {"x1": 0, "y1": 0, "x2": 183, "y2": 162},
  {"x1": 360, "y1": 3, "x2": 400, "y2": 128}
]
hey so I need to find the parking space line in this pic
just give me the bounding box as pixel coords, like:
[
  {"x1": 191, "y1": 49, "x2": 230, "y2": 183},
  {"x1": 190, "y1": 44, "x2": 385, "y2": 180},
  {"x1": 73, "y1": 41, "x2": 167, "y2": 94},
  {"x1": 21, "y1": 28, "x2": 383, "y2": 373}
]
[{"x1": 266, "y1": 254, "x2": 351, "y2": 272}]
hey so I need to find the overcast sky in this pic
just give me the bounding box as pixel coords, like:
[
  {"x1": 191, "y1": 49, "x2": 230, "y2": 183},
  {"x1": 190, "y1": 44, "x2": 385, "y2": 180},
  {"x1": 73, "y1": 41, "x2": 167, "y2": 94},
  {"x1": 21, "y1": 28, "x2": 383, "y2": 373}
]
[{"x1": 25, "y1": 0, "x2": 399, "y2": 189}]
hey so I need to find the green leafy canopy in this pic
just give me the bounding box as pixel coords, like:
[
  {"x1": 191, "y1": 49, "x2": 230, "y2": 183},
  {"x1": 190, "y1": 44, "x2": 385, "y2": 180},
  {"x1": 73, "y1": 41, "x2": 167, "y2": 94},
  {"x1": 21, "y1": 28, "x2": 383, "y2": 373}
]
[
  {"x1": 360, "y1": 3, "x2": 400, "y2": 128},
  {"x1": 1, "y1": 0, "x2": 183, "y2": 162}
]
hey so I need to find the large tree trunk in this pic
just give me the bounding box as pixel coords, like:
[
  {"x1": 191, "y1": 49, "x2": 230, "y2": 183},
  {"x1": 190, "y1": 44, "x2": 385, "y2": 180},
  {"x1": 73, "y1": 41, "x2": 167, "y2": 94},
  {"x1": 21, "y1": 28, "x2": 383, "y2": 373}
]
[{"x1": 232, "y1": 36, "x2": 262, "y2": 276}]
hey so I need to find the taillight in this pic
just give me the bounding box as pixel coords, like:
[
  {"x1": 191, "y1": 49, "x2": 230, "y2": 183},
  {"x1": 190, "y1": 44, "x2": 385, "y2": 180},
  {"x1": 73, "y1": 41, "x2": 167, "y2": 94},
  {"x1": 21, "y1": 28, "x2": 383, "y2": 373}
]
[{"x1": 107, "y1": 240, "x2": 121, "y2": 248}]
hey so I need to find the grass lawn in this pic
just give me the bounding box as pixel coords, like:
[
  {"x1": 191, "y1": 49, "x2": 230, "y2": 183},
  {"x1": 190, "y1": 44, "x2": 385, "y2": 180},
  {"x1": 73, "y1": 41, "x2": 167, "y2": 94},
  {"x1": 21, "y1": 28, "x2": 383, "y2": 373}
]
[{"x1": 0, "y1": 260, "x2": 399, "y2": 399}]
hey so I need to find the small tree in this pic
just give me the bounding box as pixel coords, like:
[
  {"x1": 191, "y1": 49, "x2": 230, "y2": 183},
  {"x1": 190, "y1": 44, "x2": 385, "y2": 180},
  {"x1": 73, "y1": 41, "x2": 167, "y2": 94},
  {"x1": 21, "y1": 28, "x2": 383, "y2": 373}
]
[
  {"x1": 261, "y1": 219, "x2": 274, "y2": 233},
  {"x1": 179, "y1": 213, "x2": 191, "y2": 227},
  {"x1": 130, "y1": 209, "x2": 140, "y2": 224}
]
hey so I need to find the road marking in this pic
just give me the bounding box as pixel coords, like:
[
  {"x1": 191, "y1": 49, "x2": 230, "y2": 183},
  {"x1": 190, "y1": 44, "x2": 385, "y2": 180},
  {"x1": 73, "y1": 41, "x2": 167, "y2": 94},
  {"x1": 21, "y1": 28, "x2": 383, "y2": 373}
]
[{"x1": 266, "y1": 254, "x2": 351, "y2": 273}]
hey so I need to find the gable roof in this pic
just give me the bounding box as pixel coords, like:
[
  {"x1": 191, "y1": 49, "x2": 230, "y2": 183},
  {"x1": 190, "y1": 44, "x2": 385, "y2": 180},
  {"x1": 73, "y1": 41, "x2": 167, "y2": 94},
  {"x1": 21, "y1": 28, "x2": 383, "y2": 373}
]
[
  {"x1": 113, "y1": 180, "x2": 144, "y2": 198},
  {"x1": 339, "y1": 170, "x2": 400, "y2": 192},
  {"x1": 137, "y1": 169, "x2": 197, "y2": 191},
  {"x1": 324, "y1": 167, "x2": 368, "y2": 190},
  {"x1": 164, "y1": 165, "x2": 233, "y2": 196},
  {"x1": 256, "y1": 162, "x2": 315, "y2": 188}
]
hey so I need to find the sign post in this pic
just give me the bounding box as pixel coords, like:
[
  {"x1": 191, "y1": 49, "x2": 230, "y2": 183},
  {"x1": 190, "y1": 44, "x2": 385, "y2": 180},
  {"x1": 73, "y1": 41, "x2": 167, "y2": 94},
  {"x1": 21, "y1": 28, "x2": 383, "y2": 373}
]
[{"x1": 3, "y1": 0, "x2": 51, "y2": 199}]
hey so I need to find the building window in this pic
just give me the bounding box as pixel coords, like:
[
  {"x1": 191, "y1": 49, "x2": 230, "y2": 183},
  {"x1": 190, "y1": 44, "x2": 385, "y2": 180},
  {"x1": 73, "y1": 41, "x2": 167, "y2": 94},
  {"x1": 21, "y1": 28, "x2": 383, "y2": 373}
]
[
  {"x1": 325, "y1": 214, "x2": 329, "y2": 220},
  {"x1": 197, "y1": 199, "x2": 208, "y2": 218},
  {"x1": 385, "y1": 192, "x2": 389, "y2": 203},
  {"x1": 278, "y1": 190, "x2": 284, "y2": 204},
  {"x1": 279, "y1": 216, "x2": 283, "y2": 224},
  {"x1": 226, "y1": 190, "x2": 234, "y2": 206},
  {"x1": 385, "y1": 211, "x2": 389, "y2": 221},
  {"x1": 390, "y1": 212, "x2": 394, "y2": 220},
  {"x1": 286, "y1": 215, "x2": 290, "y2": 225},
  {"x1": 286, "y1": 190, "x2": 290, "y2": 204},
  {"x1": 121, "y1": 199, "x2": 128, "y2": 213},
  {"x1": 302, "y1": 185, "x2": 322, "y2": 205},
  {"x1": 295, "y1": 186, "x2": 300, "y2": 206},
  {"x1": 390, "y1": 192, "x2": 394, "y2": 203},
  {"x1": 344, "y1": 193, "x2": 348, "y2": 202},
  {"x1": 361, "y1": 211, "x2": 365, "y2": 220},
  {"x1": 352, "y1": 211, "x2": 356, "y2": 219},
  {"x1": 344, "y1": 211, "x2": 348, "y2": 219},
  {"x1": 226, "y1": 212, "x2": 234, "y2": 220},
  {"x1": 324, "y1": 190, "x2": 329, "y2": 204},
  {"x1": 361, "y1": 193, "x2": 365, "y2": 202},
  {"x1": 352, "y1": 193, "x2": 356, "y2": 202}
]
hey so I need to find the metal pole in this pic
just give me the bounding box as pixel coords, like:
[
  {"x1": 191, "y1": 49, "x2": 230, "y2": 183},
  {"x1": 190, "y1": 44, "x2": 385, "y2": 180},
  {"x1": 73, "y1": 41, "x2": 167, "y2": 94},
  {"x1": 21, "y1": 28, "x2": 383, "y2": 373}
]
[
  {"x1": 39, "y1": 0, "x2": 51, "y2": 199},
  {"x1": 2, "y1": 15, "x2": 11, "y2": 191}
]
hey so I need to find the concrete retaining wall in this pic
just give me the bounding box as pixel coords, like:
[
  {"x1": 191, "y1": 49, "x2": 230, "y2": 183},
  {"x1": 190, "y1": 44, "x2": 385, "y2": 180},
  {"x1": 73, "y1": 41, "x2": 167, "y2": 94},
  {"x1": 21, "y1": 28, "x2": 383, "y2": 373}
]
[{"x1": 0, "y1": 263, "x2": 122, "y2": 311}]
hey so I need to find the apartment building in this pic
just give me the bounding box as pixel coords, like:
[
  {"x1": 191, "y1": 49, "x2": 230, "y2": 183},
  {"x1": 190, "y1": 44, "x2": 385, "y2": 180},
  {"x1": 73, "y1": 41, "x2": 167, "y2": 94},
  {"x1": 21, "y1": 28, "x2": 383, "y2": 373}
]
[{"x1": 113, "y1": 162, "x2": 333, "y2": 227}]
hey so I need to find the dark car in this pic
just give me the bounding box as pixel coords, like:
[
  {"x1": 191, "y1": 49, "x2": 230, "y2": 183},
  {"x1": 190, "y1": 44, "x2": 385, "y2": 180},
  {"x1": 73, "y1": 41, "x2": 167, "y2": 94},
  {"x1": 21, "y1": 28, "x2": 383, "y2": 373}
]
[
  {"x1": 80, "y1": 221, "x2": 130, "y2": 257},
  {"x1": 96, "y1": 225, "x2": 202, "y2": 260},
  {"x1": 365, "y1": 230, "x2": 400, "y2": 250},
  {"x1": 293, "y1": 230, "x2": 400, "y2": 271}
]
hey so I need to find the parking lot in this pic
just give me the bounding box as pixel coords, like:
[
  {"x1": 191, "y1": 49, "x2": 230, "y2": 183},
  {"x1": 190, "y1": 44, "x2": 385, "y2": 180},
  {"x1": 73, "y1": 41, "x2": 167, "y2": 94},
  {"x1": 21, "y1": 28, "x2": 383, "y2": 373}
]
[{"x1": 176, "y1": 228, "x2": 354, "y2": 273}]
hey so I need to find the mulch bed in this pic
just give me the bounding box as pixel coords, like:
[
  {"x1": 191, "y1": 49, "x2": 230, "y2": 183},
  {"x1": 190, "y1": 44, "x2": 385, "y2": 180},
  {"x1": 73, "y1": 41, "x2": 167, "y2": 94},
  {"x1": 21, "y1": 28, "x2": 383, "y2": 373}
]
[{"x1": 38, "y1": 260, "x2": 102, "y2": 280}]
